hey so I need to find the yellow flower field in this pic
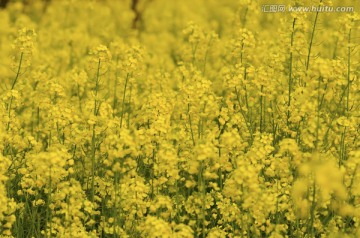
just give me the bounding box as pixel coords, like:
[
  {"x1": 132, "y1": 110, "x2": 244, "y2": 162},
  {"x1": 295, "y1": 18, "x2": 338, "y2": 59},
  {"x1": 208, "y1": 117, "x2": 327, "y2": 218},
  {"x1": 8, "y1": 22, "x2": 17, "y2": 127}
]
[{"x1": 0, "y1": 0, "x2": 359, "y2": 237}]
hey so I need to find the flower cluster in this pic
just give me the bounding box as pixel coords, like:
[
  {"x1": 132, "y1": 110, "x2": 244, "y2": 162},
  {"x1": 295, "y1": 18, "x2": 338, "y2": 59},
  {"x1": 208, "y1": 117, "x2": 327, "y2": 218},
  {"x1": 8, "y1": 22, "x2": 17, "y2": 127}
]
[{"x1": 0, "y1": 0, "x2": 359, "y2": 237}]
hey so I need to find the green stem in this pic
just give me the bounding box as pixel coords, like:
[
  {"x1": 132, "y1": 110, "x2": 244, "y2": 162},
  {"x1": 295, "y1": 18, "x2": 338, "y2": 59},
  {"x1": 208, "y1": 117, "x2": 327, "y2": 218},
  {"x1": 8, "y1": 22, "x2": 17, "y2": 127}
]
[
  {"x1": 187, "y1": 103, "x2": 195, "y2": 146},
  {"x1": 77, "y1": 83, "x2": 83, "y2": 113},
  {"x1": 113, "y1": 56, "x2": 120, "y2": 117},
  {"x1": 48, "y1": 171, "x2": 52, "y2": 238},
  {"x1": 287, "y1": 18, "x2": 296, "y2": 127},
  {"x1": 202, "y1": 35, "x2": 213, "y2": 76},
  {"x1": 113, "y1": 171, "x2": 119, "y2": 237},
  {"x1": 260, "y1": 85, "x2": 263, "y2": 133},
  {"x1": 346, "y1": 27, "x2": 352, "y2": 115},
  {"x1": 306, "y1": 1, "x2": 321, "y2": 71},
  {"x1": 307, "y1": 180, "x2": 316, "y2": 236},
  {"x1": 6, "y1": 52, "x2": 24, "y2": 131},
  {"x1": 91, "y1": 124, "x2": 96, "y2": 203},
  {"x1": 120, "y1": 73, "x2": 130, "y2": 128},
  {"x1": 94, "y1": 59, "x2": 101, "y2": 99},
  {"x1": 127, "y1": 83, "x2": 133, "y2": 129},
  {"x1": 234, "y1": 86, "x2": 253, "y2": 145},
  {"x1": 338, "y1": 29, "x2": 352, "y2": 164},
  {"x1": 198, "y1": 161, "x2": 206, "y2": 238},
  {"x1": 315, "y1": 76, "x2": 322, "y2": 150},
  {"x1": 87, "y1": 60, "x2": 103, "y2": 232},
  {"x1": 91, "y1": 59, "x2": 101, "y2": 204},
  {"x1": 11, "y1": 52, "x2": 24, "y2": 90},
  {"x1": 339, "y1": 127, "x2": 346, "y2": 167},
  {"x1": 113, "y1": 78, "x2": 118, "y2": 117}
]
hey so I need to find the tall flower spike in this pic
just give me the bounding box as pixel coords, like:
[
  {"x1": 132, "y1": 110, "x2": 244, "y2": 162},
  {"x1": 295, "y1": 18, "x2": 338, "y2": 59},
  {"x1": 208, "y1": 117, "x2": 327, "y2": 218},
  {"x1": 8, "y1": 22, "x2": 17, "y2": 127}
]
[
  {"x1": 90, "y1": 44, "x2": 112, "y2": 64},
  {"x1": 11, "y1": 28, "x2": 36, "y2": 75},
  {"x1": 12, "y1": 28, "x2": 36, "y2": 55}
]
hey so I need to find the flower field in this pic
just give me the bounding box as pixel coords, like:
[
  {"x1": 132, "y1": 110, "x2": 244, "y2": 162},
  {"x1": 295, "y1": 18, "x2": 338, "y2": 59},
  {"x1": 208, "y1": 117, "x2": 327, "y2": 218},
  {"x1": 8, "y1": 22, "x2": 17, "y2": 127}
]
[{"x1": 0, "y1": 0, "x2": 359, "y2": 237}]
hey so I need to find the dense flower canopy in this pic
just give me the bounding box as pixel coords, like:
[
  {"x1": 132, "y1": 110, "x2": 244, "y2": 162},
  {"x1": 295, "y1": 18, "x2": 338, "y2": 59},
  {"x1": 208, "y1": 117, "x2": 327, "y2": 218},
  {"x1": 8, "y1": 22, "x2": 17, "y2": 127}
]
[{"x1": 0, "y1": 0, "x2": 359, "y2": 237}]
